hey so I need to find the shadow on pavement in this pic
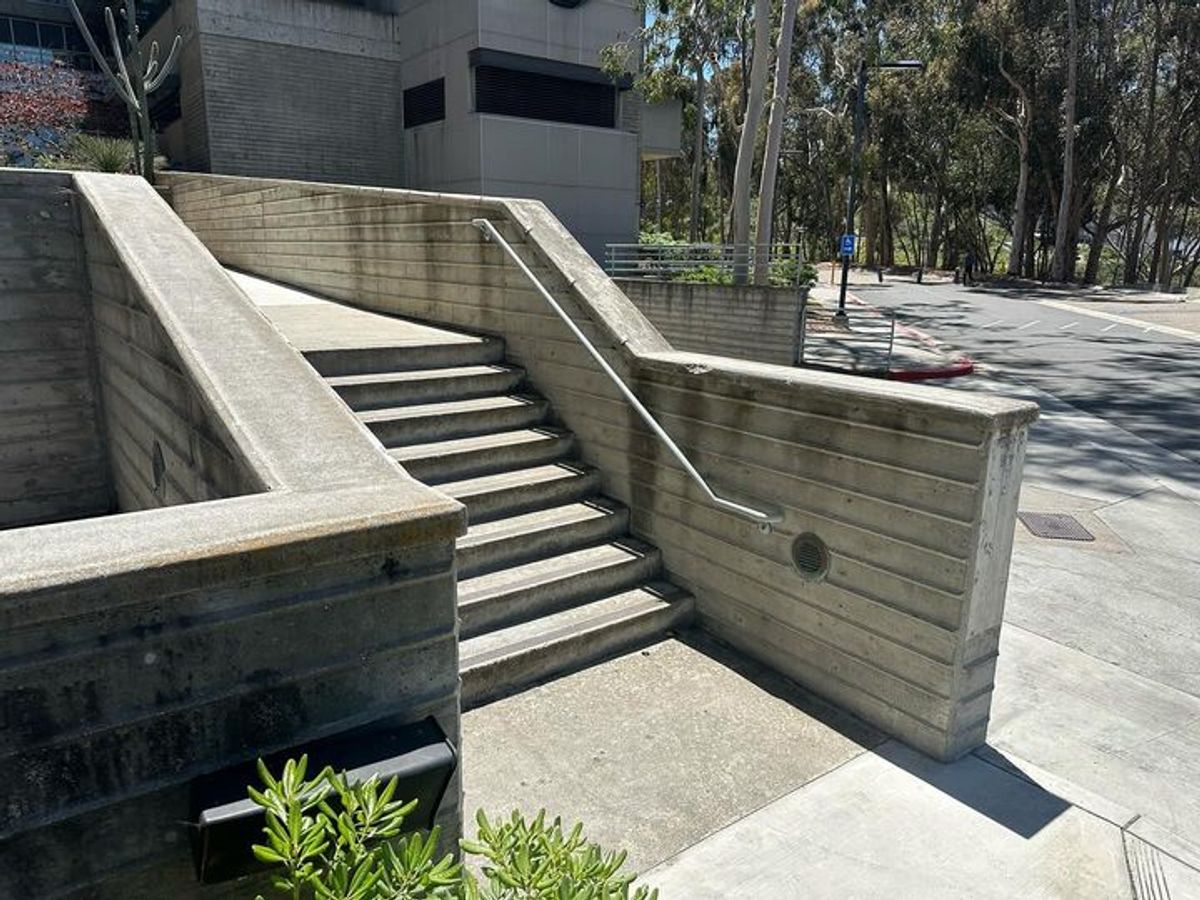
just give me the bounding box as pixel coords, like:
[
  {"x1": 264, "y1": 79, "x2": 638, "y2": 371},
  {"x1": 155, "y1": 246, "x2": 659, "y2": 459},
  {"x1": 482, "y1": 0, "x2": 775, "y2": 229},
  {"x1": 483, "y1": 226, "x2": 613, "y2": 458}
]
[{"x1": 876, "y1": 740, "x2": 1072, "y2": 839}]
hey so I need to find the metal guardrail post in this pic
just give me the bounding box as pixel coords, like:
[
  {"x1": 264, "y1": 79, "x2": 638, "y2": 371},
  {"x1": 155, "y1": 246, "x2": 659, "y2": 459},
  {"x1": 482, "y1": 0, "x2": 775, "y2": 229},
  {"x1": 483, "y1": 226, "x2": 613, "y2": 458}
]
[
  {"x1": 886, "y1": 312, "x2": 897, "y2": 371},
  {"x1": 795, "y1": 290, "x2": 807, "y2": 367},
  {"x1": 473, "y1": 218, "x2": 783, "y2": 530}
]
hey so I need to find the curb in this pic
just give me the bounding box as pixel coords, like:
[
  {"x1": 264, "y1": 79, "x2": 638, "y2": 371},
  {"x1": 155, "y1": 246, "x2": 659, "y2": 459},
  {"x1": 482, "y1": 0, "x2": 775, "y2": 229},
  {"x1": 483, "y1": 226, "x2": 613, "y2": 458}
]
[
  {"x1": 887, "y1": 358, "x2": 975, "y2": 381},
  {"x1": 841, "y1": 295, "x2": 975, "y2": 381}
]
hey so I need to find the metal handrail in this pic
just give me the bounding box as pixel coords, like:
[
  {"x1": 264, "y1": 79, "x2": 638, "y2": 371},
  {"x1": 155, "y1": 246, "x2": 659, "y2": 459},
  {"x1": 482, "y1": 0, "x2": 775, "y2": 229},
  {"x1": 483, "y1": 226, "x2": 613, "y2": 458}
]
[{"x1": 471, "y1": 218, "x2": 783, "y2": 531}]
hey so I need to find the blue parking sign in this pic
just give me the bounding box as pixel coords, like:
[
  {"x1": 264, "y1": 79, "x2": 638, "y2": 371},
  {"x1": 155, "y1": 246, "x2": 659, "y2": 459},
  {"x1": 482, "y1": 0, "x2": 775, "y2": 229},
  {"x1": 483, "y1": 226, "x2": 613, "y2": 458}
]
[{"x1": 840, "y1": 233, "x2": 857, "y2": 257}]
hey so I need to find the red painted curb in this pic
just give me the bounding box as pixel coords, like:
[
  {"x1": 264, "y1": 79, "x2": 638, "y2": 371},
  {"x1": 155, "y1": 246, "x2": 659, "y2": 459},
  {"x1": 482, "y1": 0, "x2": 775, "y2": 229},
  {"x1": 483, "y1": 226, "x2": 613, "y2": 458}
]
[{"x1": 887, "y1": 358, "x2": 976, "y2": 381}]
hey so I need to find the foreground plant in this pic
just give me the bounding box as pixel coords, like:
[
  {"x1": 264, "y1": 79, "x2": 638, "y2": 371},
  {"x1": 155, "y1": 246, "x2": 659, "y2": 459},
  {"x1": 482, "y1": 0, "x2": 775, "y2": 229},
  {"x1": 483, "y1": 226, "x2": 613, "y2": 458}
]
[{"x1": 249, "y1": 756, "x2": 657, "y2": 900}]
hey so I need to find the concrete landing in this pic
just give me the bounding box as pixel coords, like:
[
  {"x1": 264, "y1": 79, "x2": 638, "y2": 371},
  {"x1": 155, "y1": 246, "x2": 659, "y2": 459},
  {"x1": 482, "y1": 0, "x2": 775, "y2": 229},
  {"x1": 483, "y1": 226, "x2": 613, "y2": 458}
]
[
  {"x1": 461, "y1": 634, "x2": 883, "y2": 874},
  {"x1": 229, "y1": 270, "x2": 487, "y2": 353}
]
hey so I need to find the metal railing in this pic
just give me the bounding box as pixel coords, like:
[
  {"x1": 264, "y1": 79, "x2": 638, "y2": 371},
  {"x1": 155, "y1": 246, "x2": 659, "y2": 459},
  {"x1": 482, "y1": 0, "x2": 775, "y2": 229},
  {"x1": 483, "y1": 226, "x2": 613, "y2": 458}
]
[
  {"x1": 605, "y1": 242, "x2": 807, "y2": 284},
  {"x1": 472, "y1": 218, "x2": 783, "y2": 531}
]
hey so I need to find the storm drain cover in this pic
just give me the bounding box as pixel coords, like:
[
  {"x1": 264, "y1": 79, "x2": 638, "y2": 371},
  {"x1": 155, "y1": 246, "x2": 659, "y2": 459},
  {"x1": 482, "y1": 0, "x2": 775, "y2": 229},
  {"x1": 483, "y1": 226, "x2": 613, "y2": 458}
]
[{"x1": 1017, "y1": 512, "x2": 1095, "y2": 542}]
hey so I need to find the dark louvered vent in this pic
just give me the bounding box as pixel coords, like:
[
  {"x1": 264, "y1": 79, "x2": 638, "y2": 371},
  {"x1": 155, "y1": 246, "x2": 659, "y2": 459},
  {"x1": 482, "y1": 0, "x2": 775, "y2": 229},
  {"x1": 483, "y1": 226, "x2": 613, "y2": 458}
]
[
  {"x1": 475, "y1": 65, "x2": 616, "y2": 128},
  {"x1": 404, "y1": 78, "x2": 445, "y2": 128}
]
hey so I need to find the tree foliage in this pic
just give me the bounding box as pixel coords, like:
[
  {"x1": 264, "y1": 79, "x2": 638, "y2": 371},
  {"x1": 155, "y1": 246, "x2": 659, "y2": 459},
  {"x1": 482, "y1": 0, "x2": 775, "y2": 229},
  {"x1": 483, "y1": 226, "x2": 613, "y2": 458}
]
[{"x1": 628, "y1": 0, "x2": 1200, "y2": 287}]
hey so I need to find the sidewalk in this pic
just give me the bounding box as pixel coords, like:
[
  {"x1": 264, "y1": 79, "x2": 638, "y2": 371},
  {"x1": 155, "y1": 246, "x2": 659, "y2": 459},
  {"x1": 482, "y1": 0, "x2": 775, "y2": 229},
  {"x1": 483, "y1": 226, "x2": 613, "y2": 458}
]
[{"x1": 805, "y1": 284, "x2": 974, "y2": 380}]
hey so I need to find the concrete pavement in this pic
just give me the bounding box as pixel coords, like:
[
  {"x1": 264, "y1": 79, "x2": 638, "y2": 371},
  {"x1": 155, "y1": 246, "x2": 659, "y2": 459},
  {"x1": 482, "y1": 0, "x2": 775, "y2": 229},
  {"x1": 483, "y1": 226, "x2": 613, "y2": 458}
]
[{"x1": 462, "y1": 276, "x2": 1200, "y2": 898}]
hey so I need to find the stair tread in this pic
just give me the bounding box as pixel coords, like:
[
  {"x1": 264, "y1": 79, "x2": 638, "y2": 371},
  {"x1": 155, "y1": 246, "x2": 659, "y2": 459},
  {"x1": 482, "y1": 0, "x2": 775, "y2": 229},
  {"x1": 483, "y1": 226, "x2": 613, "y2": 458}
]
[
  {"x1": 459, "y1": 538, "x2": 655, "y2": 604},
  {"x1": 391, "y1": 427, "x2": 569, "y2": 463},
  {"x1": 357, "y1": 394, "x2": 542, "y2": 423},
  {"x1": 460, "y1": 498, "x2": 624, "y2": 550},
  {"x1": 326, "y1": 364, "x2": 521, "y2": 387},
  {"x1": 460, "y1": 582, "x2": 689, "y2": 666},
  {"x1": 441, "y1": 461, "x2": 595, "y2": 500}
]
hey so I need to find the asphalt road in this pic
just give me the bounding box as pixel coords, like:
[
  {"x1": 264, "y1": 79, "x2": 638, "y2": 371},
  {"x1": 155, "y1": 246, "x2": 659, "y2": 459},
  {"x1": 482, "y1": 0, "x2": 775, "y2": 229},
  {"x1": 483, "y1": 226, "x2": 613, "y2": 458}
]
[{"x1": 850, "y1": 280, "x2": 1200, "y2": 466}]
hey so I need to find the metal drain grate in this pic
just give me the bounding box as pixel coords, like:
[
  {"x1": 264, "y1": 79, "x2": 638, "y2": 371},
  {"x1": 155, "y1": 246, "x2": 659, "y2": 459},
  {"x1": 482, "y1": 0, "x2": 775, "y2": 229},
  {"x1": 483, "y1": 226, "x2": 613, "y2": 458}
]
[{"x1": 1017, "y1": 512, "x2": 1095, "y2": 542}]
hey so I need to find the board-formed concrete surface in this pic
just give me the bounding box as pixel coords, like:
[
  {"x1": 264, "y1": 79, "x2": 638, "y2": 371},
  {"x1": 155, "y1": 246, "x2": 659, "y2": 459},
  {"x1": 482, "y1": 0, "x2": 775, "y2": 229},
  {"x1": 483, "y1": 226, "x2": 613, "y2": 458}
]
[
  {"x1": 0, "y1": 172, "x2": 466, "y2": 898},
  {"x1": 0, "y1": 170, "x2": 112, "y2": 529},
  {"x1": 167, "y1": 171, "x2": 1039, "y2": 762},
  {"x1": 616, "y1": 278, "x2": 804, "y2": 366}
]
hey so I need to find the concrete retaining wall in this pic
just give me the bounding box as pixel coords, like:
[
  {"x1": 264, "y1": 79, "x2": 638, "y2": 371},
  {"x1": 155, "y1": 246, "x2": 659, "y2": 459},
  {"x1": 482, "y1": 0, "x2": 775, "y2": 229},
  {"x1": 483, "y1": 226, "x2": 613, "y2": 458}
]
[
  {"x1": 0, "y1": 171, "x2": 112, "y2": 529},
  {"x1": 165, "y1": 172, "x2": 1038, "y2": 764},
  {"x1": 616, "y1": 278, "x2": 802, "y2": 366},
  {"x1": 0, "y1": 172, "x2": 465, "y2": 898}
]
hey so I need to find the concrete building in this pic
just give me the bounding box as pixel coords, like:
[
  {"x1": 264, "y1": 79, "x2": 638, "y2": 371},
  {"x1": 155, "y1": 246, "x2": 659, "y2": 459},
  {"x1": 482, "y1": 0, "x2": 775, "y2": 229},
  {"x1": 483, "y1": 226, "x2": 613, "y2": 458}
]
[{"x1": 132, "y1": 0, "x2": 678, "y2": 258}]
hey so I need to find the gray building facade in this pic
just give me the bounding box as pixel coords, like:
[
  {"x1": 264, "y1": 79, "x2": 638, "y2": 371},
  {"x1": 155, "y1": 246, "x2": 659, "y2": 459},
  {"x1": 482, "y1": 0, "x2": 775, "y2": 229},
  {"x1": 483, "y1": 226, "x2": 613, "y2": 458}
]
[{"x1": 138, "y1": 0, "x2": 675, "y2": 258}]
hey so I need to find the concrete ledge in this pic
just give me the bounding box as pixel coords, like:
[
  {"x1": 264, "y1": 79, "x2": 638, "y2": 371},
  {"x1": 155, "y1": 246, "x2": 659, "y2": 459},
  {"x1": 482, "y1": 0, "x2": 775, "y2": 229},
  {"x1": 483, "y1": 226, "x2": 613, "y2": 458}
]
[
  {"x1": 163, "y1": 171, "x2": 1038, "y2": 764},
  {"x1": 0, "y1": 171, "x2": 466, "y2": 897}
]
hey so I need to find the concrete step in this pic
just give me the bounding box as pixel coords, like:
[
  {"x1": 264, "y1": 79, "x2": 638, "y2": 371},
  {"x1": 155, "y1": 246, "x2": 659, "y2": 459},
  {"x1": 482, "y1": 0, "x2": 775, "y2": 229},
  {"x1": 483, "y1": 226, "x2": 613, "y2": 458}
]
[
  {"x1": 457, "y1": 498, "x2": 629, "y2": 579},
  {"x1": 439, "y1": 461, "x2": 601, "y2": 522},
  {"x1": 391, "y1": 427, "x2": 574, "y2": 483},
  {"x1": 305, "y1": 335, "x2": 505, "y2": 377},
  {"x1": 327, "y1": 364, "x2": 526, "y2": 411},
  {"x1": 460, "y1": 582, "x2": 694, "y2": 708},
  {"x1": 358, "y1": 395, "x2": 548, "y2": 446},
  {"x1": 458, "y1": 538, "x2": 661, "y2": 638}
]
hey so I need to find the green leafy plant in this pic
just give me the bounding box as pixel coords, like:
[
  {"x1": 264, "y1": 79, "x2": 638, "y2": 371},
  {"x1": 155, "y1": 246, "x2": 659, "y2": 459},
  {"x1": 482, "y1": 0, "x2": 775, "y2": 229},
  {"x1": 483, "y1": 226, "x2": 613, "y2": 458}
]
[
  {"x1": 464, "y1": 810, "x2": 657, "y2": 900},
  {"x1": 673, "y1": 264, "x2": 732, "y2": 285},
  {"x1": 248, "y1": 757, "x2": 658, "y2": 900}
]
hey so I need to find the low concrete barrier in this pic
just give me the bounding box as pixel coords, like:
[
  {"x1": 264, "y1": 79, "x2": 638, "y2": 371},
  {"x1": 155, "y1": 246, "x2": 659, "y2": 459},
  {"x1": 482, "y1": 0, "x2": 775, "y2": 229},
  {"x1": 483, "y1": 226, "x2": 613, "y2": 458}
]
[
  {"x1": 0, "y1": 171, "x2": 465, "y2": 898},
  {"x1": 165, "y1": 172, "x2": 1038, "y2": 764},
  {"x1": 615, "y1": 278, "x2": 804, "y2": 366}
]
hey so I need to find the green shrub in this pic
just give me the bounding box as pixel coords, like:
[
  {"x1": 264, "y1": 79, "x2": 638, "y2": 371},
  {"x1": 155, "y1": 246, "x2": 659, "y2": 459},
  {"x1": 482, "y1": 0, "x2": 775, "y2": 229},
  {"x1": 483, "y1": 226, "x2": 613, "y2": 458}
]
[
  {"x1": 673, "y1": 264, "x2": 732, "y2": 285},
  {"x1": 64, "y1": 133, "x2": 135, "y2": 173},
  {"x1": 768, "y1": 259, "x2": 818, "y2": 288},
  {"x1": 249, "y1": 755, "x2": 659, "y2": 900}
]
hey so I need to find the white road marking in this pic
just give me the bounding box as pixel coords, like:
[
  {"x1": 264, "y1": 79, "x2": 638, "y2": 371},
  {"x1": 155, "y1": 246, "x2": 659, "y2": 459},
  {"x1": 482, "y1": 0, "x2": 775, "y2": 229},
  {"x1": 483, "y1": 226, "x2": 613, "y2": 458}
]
[
  {"x1": 1036, "y1": 298, "x2": 1200, "y2": 343},
  {"x1": 1016, "y1": 320, "x2": 1040, "y2": 330},
  {"x1": 1102, "y1": 322, "x2": 1120, "y2": 332},
  {"x1": 983, "y1": 319, "x2": 1005, "y2": 328},
  {"x1": 1059, "y1": 321, "x2": 1078, "y2": 330}
]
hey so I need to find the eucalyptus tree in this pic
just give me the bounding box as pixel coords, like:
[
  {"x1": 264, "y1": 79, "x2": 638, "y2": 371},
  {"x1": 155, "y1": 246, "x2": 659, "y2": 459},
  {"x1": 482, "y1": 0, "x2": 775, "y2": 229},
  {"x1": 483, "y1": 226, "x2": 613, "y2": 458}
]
[
  {"x1": 729, "y1": 0, "x2": 773, "y2": 282},
  {"x1": 754, "y1": 0, "x2": 808, "y2": 284}
]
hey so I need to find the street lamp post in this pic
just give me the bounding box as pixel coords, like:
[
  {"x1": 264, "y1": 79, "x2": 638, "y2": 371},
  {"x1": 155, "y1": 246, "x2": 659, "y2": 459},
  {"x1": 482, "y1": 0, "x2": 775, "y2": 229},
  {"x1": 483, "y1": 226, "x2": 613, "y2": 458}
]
[{"x1": 836, "y1": 58, "x2": 924, "y2": 323}]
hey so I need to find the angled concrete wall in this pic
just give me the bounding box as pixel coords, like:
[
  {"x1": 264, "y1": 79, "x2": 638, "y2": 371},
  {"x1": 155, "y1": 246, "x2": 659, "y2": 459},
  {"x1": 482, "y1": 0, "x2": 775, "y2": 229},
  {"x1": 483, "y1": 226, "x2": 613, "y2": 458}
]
[
  {"x1": 616, "y1": 278, "x2": 803, "y2": 366},
  {"x1": 0, "y1": 172, "x2": 465, "y2": 898},
  {"x1": 81, "y1": 203, "x2": 261, "y2": 509},
  {"x1": 0, "y1": 171, "x2": 112, "y2": 529},
  {"x1": 165, "y1": 172, "x2": 1038, "y2": 764}
]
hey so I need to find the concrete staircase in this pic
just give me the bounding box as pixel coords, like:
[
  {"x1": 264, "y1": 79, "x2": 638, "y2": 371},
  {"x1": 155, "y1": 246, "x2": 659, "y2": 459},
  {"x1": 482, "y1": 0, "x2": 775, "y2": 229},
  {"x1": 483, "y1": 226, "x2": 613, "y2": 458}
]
[{"x1": 309, "y1": 331, "x2": 694, "y2": 707}]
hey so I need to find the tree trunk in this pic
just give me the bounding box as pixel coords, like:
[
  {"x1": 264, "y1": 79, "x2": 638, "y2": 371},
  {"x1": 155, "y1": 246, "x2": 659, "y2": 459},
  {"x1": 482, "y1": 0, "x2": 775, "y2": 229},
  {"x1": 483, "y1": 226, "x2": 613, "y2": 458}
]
[
  {"x1": 753, "y1": 0, "x2": 800, "y2": 284},
  {"x1": 729, "y1": 0, "x2": 772, "y2": 283},
  {"x1": 688, "y1": 63, "x2": 706, "y2": 242},
  {"x1": 1051, "y1": 0, "x2": 1079, "y2": 282},
  {"x1": 1084, "y1": 151, "x2": 1121, "y2": 284},
  {"x1": 1124, "y1": 0, "x2": 1164, "y2": 283}
]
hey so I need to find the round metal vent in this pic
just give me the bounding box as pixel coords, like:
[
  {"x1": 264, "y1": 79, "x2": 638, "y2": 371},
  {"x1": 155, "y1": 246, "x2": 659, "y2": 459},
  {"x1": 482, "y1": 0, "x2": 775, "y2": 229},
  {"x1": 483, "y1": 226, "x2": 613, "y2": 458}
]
[{"x1": 791, "y1": 533, "x2": 829, "y2": 581}]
